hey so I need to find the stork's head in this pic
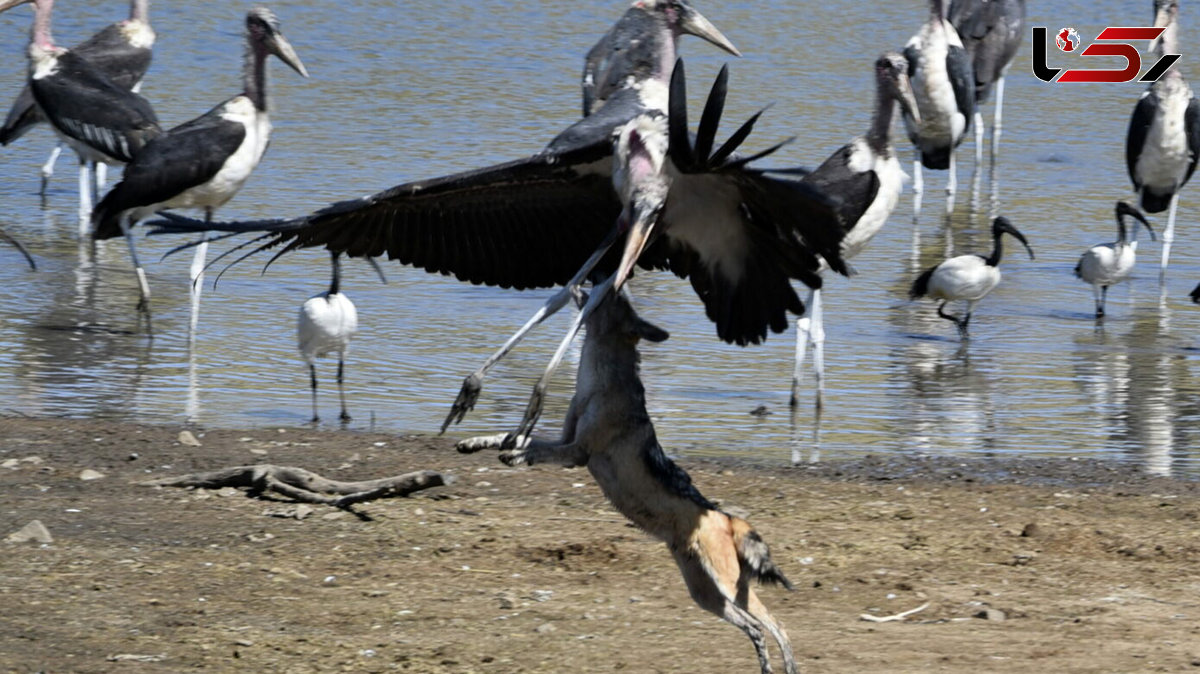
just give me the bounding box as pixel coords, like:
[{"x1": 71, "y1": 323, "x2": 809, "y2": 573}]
[
  {"x1": 247, "y1": 7, "x2": 308, "y2": 77},
  {"x1": 1154, "y1": 0, "x2": 1179, "y2": 26},
  {"x1": 633, "y1": 0, "x2": 740, "y2": 57},
  {"x1": 612, "y1": 111, "x2": 671, "y2": 292},
  {"x1": 876, "y1": 52, "x2": 919, "y2": 125}
]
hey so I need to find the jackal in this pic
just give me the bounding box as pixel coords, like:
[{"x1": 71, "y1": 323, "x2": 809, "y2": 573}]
[{"x1": 458, "y1": 290, "x2": 797, "y2": 674}]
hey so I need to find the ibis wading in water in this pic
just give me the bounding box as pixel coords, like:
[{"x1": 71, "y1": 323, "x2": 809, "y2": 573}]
[
  {"x1": 790, "y1": 52, "x2": 919, "y2": 409},
  {"x1": 948, "y1": 0, "x2": 1025, "y2": 167},
  {"x1": 0, "y1": 0, "x2": 161, "y2": 226},
  {"x1": 298, "y1": 252, "x2": 385, "y2": 424},
  {"x1": 91, "y1": 7, "x2": 307, "y2": 321},
  {"x1": 0, "y1": 228, "x2": 37, "y2": 270},
  {"x1": 1126, "y1": 0, "x2": 1199, "y2": 275},
  {"x1": 1, "y1": 0, "x2": 154, "y2": 196},
  {"x1": 903, "y1": 0, "x2": 975, "y2": 213},
  {"x1": 1075, "y1": 202, "x2": 1155, "y2": 319},
  {"x1": 909, "y1": 216, "x2": 1033, "y2": 339}
]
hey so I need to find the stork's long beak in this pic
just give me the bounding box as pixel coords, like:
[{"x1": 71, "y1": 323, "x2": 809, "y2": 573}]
[
  {"x1": 268, "y1": 31, "x2": 308, "y2": 77},
  {"x1": 0, "y1": 0, "x2": 33, "y2": 14},
  {"x1": 612, "y1": 198, "x2": 663, "y2": 292},
  {"x1": 678, "y1": 4, "x2": 740, "y2": 57},
  {"x1": 896, "y1": 72, "x2": 921, "y2": 126}
]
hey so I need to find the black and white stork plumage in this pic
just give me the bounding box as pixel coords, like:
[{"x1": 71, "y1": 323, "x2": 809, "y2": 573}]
[
  {"x1": 948, "y1": 0, "x2": 1025, "y2": 167},
  {"x1": 1075, "y1": 202, "x2": 1155, "y2": 319},
  {"x1": 0, "y1": 0, "x2": 160, "y2": 227},
  {"x1": 91, "y1": 7, "x2": 307, "y2": 319},
  {"x1": 151, "y1": 60, "x2": 847, "y2": 438},
  {"x1": 1126, "y1": 0, "x2": 1199, "y2": 274},
  {"x1": 0, "y1": 227, "x2": 36, "y2": 270},
  {"x1": 909, "y1": 216, "x2": 1032, "y2": 339},
  {"x1": 788, "y1": 52, "x2": 919, "y2": 409},
  {"x1": 582, "y1": 0, "x2": 739, "y2": 117},
  {"x1": 903, "y1": 0, "x2": 975, "y2": 212},
  {"x1": 1, "y1": 0, "x2": 153, "y2": 196}
]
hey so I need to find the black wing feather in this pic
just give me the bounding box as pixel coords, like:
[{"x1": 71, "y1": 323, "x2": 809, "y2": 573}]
[
  {"x1": 31, "y1": 52, "x2": 160, "y2": 162},
  {"x1": 92, "y1": 104, "x2": 247, "y2": 239},
  {"x1": 799, "y1": 144, "x2": 881, "y2": 234},
  {"x1": 1126, "y1": 90, "x2": 1157, "y2": 191},
  {"x1": 1184, "y1": 96, "x2": 1200, "y2": 187},
  {"x1": 946, "y1": 44, "x2": 976, "y2": 129}
]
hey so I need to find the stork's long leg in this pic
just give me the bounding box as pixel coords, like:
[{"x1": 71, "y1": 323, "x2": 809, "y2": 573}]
[
  {"x1": 95, "y1": 162, "x2": 107, "y2": 191},
  {"x1": 912, "y1": 150, "x2": 924, "y2": 221},
  {"x1": 77, "y1": 160, "x2": 93, "y2": 232},
  {"x1": 945, "y1": 150, "x2": 957, "y2": 213},
  {"x1": 188, "y1": 209, "x2": 212, "y2": 339},
  {"x1": 1160, "y1": 191, "x2": 1180, "y2": 275},
  {"x1": 990, "y1": 76, "x2": 1006, "y2": 169},
  {"x1": 441, "y1": 227, "x2": 619, "y2": 433},
  {"x1": 504, "y1": 274, "x2": 617, "y2": 448},
  {"x1": 789, "y1": 287, "x2": 817, "y2": 408},
  {"x1": 119, "y1": 216, "x2": 153, "y2": 335},
  {"x1": 39, "y1": 143, "x2": 62, "y2": 197},
  {"x1": 973, "y1": 110, "x2": 984, "y2": 167}
]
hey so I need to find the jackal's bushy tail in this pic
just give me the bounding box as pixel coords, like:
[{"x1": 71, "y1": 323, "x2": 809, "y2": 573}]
[{"x1": 731, "y1": 517, "x2": 793, "y2": 590}]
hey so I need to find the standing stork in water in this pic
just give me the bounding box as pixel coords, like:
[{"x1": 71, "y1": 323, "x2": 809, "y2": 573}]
[
  {"x1": 91, "y1": 7, "x2": 307, "y2": 325},
  {"x1": 581, "y1": 0, "x2": 739, "y2": 117},
  {"x1": 0, "y1": 0, "x2": 160, "y2": 228},
  {"x1": 903, "y1": 0, "x2": 975, "y2": 215},
  {"x1": 948, "y1": 0, "x2": 1025, "y2": 168},
  {"x1": 1075, "y1": 202, "x2": 1155, "y2": 319},
  {"x1": 789, "y1": 52, "x2": 919, "y2": 409},
  {"x1": 909, "y1": 216, "x2": 1033, "y2": 339},
  {"x1": 0, "y1": 227, "x2": 37, "y2": 270},
  {"x1": 1126, "y1": 0, "x2": 1199, "y2": 276},
  {"x1": 1, "y1": 0, "x2": 154, "y2": 196}
]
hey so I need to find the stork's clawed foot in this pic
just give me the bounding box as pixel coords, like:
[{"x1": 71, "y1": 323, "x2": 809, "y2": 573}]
[
  {"x1": 499, "y1": 448, "x2": 528, "y2": 466},
  {"x1": 310, "y1": 414, "x2": 320, "y2": 424},
  {"x1": 339, "y1": 411, "x2": 352, "y2": 423},
  {"x1": 455, "y1": 433, "x2": 507, "y2": 454},
  {"x1": 441, "y1": 373, "x2": 483, "y2": 434},
  {"x1": 508, "y1": 388, "x2": 547, "y2": 447}
]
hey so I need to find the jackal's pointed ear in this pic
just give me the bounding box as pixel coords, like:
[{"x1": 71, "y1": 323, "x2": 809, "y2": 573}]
[{"x1": 634, "y1": 317, "x2": 669, "y2": 343}]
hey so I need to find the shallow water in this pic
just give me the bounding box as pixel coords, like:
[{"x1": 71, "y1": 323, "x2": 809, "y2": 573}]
[{"x1": 2, "y1": 0, "x2": 1200, "y2": 476}]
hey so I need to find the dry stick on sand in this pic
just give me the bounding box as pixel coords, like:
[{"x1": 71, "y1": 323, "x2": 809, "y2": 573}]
[{"x1": 142, "y1": 465, "x2": 451, "y2": 510}]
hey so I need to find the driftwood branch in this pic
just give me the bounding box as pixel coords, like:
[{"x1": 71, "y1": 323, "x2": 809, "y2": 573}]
[{"x1": 142, "y1": 465, "x2": 451, "y2": 508}]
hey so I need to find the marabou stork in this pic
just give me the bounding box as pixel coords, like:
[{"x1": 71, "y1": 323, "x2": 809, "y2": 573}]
[
  {"x1": 903, "y1": 0, "x2": 975, "y2": 213},
  {"x1": 299, "y1": 252, "x2": 386, "y2": 424},
  {"x1": 150, "y1": 60, "x2": 847, "y2": 439},
  {"x1": 909, "y1": 216, "x2": 1032, "y2": 339},
  {"x1": 1075, "y1": 202, "x2": 1155, "y2": 319},
  {"x1": 789, "y1": 52, "x2": 919, "y2": 409},
  {"x1": 0, "y1": 0, "x2": 160, "y2": 228},
  {"x1": 0, "y1": 227, "x2": 37, "y2": 270},
  {"x1": 1, "y1": 0, "x2": 153, "y2": 196},
  {"x1": 1126, "y1": 0, "x2": 1199, "y2": 274},
  {"x1": 91, "y1": 7, "x2": 307, "y2": 322},
  {"x1": 947, "y1": 0, "x2": 1025, "y2": 167},
  {"x1": 582, "y1": 0, "x2": 739, "y2": 117}
]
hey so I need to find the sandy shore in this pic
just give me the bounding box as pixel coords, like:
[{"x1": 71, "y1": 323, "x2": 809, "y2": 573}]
[{"x1": 2, "y1": 416, "x2": 1198, "y2": 673}]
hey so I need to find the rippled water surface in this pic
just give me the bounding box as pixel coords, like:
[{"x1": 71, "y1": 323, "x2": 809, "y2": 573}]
[{"x1": 2, "y1": 0, "x2": 1200, "y2": 476}]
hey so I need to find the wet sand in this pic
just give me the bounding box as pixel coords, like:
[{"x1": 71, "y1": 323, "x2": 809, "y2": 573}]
[{"x1": 2, "y1": 416, "x2": 1198, "y2": 673}]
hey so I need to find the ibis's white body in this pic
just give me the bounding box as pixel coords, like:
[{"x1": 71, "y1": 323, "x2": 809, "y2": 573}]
[
  {"x1": 927, "y1": 255, "x2": 999, "y2": 301},
  {"x1": 1077, "y1": 243, "x2": 1136, "y2": 289},
  {"x1": 298, "y1": 291, "x2": 357, "y2": 363}
]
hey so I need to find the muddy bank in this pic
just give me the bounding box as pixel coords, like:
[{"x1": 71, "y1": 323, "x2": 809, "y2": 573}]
[{"x1": 2, "y1": 416, "x2": 1198, "y2": 673}]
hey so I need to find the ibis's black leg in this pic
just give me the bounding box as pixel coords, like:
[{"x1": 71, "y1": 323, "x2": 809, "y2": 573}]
[
  {"x1": 309, "y1": 364, "x2": 320, "y2": 424},
  {"x1": 937, "y1": 301, "x2": 969, "y2": 339},
  {"x1": 1097, "y1": 286, "x2": 1108, "y2": 319},
  {"x1": 337, "y1": 357, "x2": 351, "y2": 423}
]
